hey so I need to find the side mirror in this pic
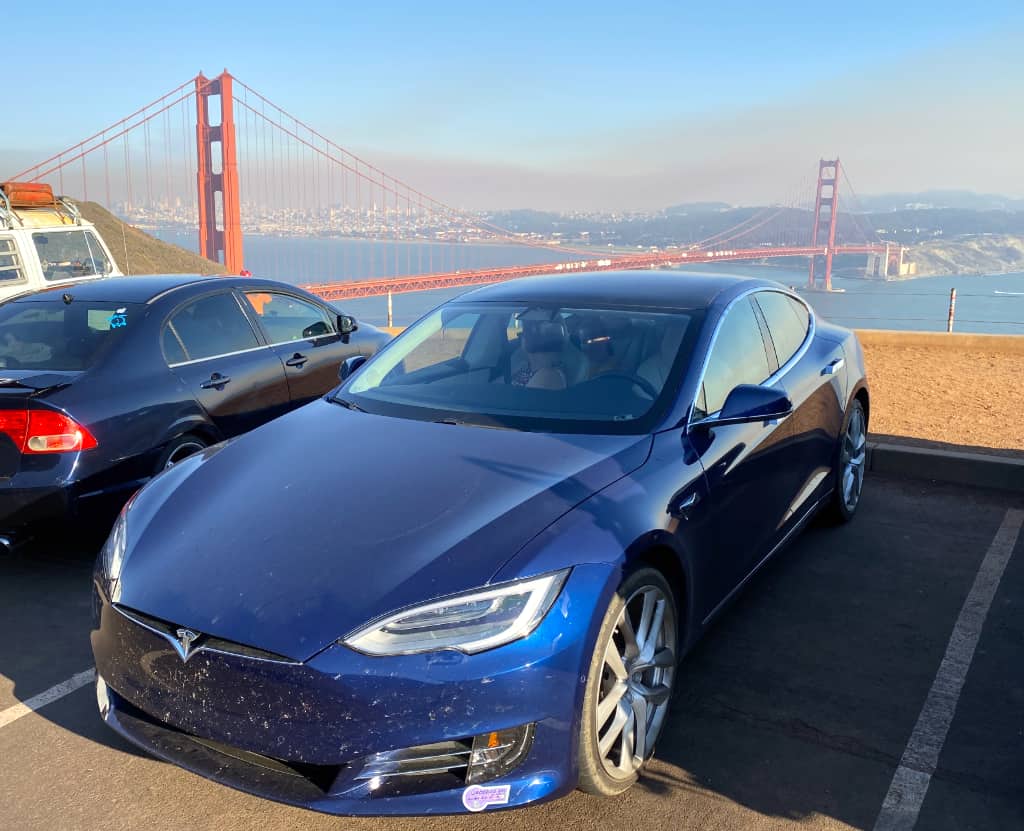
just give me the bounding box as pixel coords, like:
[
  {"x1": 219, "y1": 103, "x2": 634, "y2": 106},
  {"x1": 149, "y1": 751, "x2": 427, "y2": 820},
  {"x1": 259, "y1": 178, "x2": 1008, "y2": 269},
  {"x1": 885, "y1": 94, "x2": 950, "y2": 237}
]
[
  {"x1": 337, "y1": 314, "x2": 358, "y2": 336},
  {"x1": 302, "y1": 320, "x2": 331, "y2": 339},
  {"x1": 339, "y1": 354, "x2": 367, "y2": 381},
  {"x1": 693, "y1": 384, "x2": 793, "y2": 429}
]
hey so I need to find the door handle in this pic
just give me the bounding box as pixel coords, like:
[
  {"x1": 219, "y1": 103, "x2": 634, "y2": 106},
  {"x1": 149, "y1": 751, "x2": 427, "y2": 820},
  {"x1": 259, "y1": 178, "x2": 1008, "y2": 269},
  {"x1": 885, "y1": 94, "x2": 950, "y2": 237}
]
[
  {"x1": 821, "y1": 358, "x2": 845, "y2": 376},
  {"x1": 285, "y1": 353, "x2": 308, "y2": 368},
  {"x1": 199, "y1": 373, "x2": 231, "y2": 390},
  {"x1": 669, "y1": 490, "x2": 701, "y2": 518}
]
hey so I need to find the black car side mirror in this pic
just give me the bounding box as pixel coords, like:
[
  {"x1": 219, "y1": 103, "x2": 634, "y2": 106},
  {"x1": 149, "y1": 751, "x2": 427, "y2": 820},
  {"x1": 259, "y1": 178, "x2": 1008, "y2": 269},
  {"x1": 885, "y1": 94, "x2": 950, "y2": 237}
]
[
  {"x1": 337, "y1": 314, "x2": 358, "y2": 336},
  {"x1": 692, "y1": 384, "x2": 793, "y2": 429},
  {"x1": 302, "y1": 320, "x2": 331, "y2": 339},
  {"x1": 339, "y1": 355, "x2": 367, "y2": 381}
]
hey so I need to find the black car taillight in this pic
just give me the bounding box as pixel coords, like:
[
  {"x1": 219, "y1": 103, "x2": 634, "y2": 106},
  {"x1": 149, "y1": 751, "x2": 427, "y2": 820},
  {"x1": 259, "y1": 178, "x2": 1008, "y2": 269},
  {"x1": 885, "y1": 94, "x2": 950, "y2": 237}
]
[{"x1": 0, "y1": 409, "x2": 98, "y2": 454}]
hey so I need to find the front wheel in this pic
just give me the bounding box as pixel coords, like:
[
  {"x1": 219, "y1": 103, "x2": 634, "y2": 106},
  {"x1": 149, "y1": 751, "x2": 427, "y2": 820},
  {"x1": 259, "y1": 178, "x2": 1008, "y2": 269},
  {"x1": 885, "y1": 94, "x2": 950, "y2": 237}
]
[{"x1": 577, "y1": 567, "x2": 679, "y2": 796}]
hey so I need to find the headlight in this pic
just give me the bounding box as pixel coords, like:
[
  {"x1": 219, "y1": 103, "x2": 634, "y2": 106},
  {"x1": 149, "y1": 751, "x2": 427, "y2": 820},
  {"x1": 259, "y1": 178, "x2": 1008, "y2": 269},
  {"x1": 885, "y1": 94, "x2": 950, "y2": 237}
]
[
  {"x1": 343, "y1": 570, "x2": 568, "y2": 656},
  {"x1": 100, "y1": 506, "x2": 128, "y2": 596}
]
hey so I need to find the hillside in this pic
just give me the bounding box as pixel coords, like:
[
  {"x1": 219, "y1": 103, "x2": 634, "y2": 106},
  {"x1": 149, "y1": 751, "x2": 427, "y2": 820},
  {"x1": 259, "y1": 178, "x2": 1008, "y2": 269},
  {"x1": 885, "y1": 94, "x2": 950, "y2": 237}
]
[
  {"x1": 76, "y1": 202, "x2": 225, "y2": 276},
  {"x1": 906, "y1": 235, "x2": 1024, "y2": 277}
]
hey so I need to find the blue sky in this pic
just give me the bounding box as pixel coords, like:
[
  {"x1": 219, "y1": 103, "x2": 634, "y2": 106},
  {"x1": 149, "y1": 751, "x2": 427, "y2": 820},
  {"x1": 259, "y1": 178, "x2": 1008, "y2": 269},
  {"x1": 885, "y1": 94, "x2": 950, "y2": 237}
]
[{"x1": 5, "y1": 1, "x2": 1023, "y2": 209}]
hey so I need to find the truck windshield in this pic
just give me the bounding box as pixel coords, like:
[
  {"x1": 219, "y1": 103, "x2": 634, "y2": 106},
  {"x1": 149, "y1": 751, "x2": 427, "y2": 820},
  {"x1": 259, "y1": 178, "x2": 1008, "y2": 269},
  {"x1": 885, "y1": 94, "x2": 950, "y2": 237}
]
[
  {"x1": 0, "y1": 301, "x2": 140, "y2": 371},
  {"x1": 32, "y1": 230, "x2": 113, "y2": 282}
]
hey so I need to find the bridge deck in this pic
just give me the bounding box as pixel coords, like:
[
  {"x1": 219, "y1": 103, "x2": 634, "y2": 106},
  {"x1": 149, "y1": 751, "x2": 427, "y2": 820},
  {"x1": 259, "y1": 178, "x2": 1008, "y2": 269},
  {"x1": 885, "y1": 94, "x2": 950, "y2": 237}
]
[{"x1": 302, "y1": 244, "x2": 888, "y2": 301}]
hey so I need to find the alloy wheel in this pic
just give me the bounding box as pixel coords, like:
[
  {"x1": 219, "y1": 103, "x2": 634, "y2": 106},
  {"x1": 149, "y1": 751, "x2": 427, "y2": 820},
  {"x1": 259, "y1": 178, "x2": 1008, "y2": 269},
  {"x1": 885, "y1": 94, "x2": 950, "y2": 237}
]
[
  {"x1": 595, "y1": 585, "x2": 676, "y2": 779},
  {"x1": 840, "y1": 406, "x2": 867, "y2": 512},
  {"x1": 165, "y1": 440, "x2": 205, "y2": 469}
]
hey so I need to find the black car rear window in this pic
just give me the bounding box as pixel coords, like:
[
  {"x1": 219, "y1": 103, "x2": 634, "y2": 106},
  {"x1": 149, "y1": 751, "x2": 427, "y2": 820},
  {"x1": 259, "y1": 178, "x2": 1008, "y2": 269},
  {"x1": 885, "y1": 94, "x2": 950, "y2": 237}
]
[{"x1": 0, "y1": 301, "x2": 141, "y2": 371}]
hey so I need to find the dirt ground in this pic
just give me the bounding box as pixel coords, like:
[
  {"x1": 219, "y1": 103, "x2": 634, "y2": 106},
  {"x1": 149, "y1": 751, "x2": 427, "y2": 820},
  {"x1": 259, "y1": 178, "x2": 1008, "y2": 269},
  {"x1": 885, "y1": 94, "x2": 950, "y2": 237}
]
[{"x1": 862, "y1": 341, "x2": 1024, "y2": 456}]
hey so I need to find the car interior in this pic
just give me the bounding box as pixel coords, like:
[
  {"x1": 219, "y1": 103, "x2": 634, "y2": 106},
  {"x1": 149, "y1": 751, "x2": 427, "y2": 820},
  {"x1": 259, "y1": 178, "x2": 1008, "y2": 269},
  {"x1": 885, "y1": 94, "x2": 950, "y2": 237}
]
[{"x1": 361, "y1": 306, "x2": 695, "y2": 424}]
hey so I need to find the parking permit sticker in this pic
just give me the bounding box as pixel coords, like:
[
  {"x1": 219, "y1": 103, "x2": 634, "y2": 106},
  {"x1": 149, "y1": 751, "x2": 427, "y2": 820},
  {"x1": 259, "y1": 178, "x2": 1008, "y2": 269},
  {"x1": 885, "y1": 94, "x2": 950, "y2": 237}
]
[
  {"x1": 108, "y1": 308, "x2": 128, "y2": 329},
  {"x1": 462, "y1": 784, "x2": 511, "y2": 812}
]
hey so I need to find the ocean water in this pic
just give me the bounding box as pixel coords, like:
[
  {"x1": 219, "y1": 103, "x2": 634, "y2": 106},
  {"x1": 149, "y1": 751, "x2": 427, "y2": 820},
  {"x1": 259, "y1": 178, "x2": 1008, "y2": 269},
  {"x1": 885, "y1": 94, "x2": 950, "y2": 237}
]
[{"x1": 152, "y1": 230, "x2": 1024, "y2": 334}]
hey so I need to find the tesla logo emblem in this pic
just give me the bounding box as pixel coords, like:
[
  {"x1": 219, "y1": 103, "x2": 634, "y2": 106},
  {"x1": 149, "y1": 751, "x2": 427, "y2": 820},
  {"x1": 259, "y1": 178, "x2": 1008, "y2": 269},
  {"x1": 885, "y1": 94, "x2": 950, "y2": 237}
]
[{"x1": 173, "y1": 628, "x2": 201, "y2": 662}]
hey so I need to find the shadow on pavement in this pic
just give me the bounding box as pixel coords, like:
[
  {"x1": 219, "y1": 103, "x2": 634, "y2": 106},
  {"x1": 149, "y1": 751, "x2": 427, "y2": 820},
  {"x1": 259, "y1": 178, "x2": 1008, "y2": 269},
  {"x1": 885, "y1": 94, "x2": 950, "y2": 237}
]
[{"x1": 0, "y1": 540, "x2": 152, "y2": 761}]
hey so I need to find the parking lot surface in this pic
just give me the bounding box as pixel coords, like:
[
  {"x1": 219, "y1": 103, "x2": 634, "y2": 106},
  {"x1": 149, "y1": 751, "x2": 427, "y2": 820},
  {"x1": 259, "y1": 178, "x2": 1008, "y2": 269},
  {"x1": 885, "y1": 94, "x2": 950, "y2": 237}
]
[{"x1": 1, "y1": 474, "x2": 1021, "y2": 831}]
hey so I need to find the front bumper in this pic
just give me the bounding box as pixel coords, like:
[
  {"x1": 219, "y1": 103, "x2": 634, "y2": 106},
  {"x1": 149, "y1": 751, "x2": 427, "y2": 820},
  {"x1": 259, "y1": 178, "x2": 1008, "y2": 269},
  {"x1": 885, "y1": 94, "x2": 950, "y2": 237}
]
[{"x1": 91, "y1": 563, "x2": 617, "y2": 815}]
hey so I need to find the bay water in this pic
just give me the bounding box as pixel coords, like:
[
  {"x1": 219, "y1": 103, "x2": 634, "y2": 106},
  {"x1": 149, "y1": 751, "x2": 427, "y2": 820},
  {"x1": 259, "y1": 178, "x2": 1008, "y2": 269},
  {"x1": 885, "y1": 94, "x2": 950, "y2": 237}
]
[{"x1": 153, "y1": 230, "x2": 1024, "y2": 334}]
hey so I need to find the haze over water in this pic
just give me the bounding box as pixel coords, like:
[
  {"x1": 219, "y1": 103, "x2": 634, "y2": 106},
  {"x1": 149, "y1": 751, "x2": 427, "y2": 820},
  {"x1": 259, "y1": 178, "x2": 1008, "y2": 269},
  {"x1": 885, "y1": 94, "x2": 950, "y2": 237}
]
[{"x1": 154, "y1": 230, "x2": 1024, "y2": 334}]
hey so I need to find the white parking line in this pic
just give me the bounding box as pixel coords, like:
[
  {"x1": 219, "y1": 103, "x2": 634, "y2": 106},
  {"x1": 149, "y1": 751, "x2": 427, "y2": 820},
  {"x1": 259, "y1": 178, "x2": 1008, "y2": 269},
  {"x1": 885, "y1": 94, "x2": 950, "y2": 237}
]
[
  {"x1": 873, "y1": 507, "x2": 1024, "y2": 831},
  {"x1": 0, "y1": 668, "x2": 95, "y2": 730}
]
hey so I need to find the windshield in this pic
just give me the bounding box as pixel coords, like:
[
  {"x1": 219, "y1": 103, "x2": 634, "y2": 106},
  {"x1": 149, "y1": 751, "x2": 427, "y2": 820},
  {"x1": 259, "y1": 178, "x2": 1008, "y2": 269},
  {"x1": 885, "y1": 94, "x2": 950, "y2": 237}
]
[
  {"x1": 33, "y1": 229, "x2": 113, "y2": 282},
  {"x1": 0, "y1": 301, "x2": 140, "y2": 371},
  {"x1": 343, "y1": 301, "x2": 701, "y2": 434}
]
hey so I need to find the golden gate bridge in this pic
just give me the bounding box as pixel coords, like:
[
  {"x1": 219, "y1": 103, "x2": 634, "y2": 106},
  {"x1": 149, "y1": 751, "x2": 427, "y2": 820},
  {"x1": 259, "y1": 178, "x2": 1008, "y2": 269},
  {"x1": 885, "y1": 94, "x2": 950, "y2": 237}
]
[{"x1": 7, "y1": 70, "x2": 904, "y2": 300}]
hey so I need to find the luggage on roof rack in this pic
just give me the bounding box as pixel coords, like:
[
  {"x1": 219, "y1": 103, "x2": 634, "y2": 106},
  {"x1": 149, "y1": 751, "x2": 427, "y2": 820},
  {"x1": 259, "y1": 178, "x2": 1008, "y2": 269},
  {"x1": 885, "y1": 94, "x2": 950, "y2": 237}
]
[{"x1": 1, "y1": 181, "x2": 58, "y2": 209}]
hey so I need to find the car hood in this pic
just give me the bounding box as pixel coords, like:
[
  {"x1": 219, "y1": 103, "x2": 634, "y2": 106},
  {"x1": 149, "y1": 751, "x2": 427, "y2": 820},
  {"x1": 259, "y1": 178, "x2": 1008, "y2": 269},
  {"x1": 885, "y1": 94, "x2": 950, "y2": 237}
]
[{"x1": 117, "y1": 400, "x2": 652, "y2": 662}]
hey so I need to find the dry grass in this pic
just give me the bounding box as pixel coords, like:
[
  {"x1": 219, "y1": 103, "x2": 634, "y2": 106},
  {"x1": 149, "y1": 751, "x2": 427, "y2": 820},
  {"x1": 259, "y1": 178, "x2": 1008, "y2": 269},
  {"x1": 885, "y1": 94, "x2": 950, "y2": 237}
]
[
  {"x1": 76, "y1": 201, "x2": 225, "y2": 276},
  {"x1": 862, "y1": 340, "x2": 1024, "y2": 456}
]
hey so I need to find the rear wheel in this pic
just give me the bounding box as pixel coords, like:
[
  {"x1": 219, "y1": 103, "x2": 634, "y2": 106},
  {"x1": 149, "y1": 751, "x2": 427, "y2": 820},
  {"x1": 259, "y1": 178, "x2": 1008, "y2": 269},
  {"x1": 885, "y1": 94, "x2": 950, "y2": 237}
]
[
  {"x1": 157, "y1": 434, "x2": 207, "y2": 471},
  {"x1": 578, "y1": 567, "x2": 678, "y2": 796},
  {"x1": 825, "y1": 399, "x2": 867, "y2": 523}
]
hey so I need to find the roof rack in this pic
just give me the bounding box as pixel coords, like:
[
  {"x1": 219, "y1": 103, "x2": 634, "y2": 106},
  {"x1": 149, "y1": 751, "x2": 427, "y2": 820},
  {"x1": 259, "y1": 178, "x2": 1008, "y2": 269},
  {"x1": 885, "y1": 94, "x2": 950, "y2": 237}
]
[
  {"x1": 0, "y1": 182, "x2": 82, "y2": 229},
  {"x1": 0, "y1": 189, "x2": 21, "y2": 230}
]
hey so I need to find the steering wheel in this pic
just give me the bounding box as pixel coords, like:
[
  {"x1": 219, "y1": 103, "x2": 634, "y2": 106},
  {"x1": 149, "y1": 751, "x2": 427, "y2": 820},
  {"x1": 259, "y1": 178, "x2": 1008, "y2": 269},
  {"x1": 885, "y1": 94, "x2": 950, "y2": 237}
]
[{"x1": 594, "y1": 372, "x2": 660, "y2": 400}]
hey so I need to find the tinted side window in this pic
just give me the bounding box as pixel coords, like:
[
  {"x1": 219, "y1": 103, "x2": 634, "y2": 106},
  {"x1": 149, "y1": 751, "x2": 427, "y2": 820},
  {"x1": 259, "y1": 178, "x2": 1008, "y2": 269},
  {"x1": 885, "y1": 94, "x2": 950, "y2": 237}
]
[
  {"x1": 700, "y1": 298, "x2": 771, "y2": 415},
  {"x1": 168, "y1": 293, "x2": 260, "y2": 361},
  {"x1": 756, "y1": 291, "x2": 810, "y2": 367},
  {"x1": 243, "y1": 292, "x2": 334, "y2": 343},
  {"x1": 162, "y1": 326, "x2": 187, "y2": 364}
]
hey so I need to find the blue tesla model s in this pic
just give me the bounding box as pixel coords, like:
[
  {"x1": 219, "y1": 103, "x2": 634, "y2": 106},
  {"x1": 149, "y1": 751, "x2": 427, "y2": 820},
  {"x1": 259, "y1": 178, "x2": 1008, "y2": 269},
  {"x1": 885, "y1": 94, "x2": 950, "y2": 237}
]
[{"x1": 91, "y1": 270, "x2": 869, "y2": 815}]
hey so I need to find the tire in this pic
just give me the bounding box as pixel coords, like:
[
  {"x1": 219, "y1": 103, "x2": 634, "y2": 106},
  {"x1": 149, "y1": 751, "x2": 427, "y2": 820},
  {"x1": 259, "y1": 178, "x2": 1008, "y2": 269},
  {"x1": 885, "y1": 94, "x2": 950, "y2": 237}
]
[
  {"x1": 156, "y1": 434, "x2": 207, "y2": 472},
  {"x1": 823, "y1": 398, "x2": 867, "y2": 524},
  {"x1": 578, "y1": 567, "x2": 679, "y2": 796}
]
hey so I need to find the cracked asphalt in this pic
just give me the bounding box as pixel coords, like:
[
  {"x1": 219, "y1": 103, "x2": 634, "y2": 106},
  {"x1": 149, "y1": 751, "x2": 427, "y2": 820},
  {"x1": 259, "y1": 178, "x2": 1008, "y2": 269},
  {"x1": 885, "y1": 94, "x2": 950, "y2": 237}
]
[{"x1": 1, "y1": 473, "x2": 1021, "y2": 830}]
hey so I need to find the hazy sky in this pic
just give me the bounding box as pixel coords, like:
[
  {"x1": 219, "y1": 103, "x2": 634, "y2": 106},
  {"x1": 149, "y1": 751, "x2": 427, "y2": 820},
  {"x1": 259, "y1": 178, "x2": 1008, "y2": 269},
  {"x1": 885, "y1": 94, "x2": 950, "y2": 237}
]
[{"x1": 4, "y1": 0, "x2": 1023, "y2": 210}]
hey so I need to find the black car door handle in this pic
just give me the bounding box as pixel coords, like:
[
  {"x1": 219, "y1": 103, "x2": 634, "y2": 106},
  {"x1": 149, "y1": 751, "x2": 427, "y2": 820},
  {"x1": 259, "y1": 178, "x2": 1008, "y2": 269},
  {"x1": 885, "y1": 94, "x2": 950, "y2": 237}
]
[
  {"x1": 285, "y1": 353, "x2": 308, "y2": 368},
  {"x1": 199, "y1": 373, "x2": 231, "y2": 390}
]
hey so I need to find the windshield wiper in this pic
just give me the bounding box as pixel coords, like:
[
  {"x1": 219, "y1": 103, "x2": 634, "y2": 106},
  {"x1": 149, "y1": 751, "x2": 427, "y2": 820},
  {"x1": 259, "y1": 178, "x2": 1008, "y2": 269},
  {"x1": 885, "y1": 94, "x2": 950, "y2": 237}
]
[
  {"x1": 331, "y1": 395, "x2": 366, "y2": 413},
  {"x1": 432, "y1": 417, "x2": 515, "y2": 431}
]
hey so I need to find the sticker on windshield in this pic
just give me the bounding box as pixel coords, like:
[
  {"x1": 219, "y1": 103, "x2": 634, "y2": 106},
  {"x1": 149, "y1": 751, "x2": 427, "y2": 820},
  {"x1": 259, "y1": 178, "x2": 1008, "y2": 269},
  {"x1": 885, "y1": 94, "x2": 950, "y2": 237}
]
[
  {"x1": 462, "y1": 784, "x2": 511, "y2": 812},
  {"x1": 108, "y1": 308, "x2": 128, "y2": 329}
]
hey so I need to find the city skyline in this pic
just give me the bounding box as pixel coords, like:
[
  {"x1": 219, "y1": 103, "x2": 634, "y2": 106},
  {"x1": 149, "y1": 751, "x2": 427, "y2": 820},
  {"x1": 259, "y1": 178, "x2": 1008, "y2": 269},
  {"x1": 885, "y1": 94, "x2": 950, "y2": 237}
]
[{"x1": 4, "y1": 1, "x2": 1023, "y2": 210}]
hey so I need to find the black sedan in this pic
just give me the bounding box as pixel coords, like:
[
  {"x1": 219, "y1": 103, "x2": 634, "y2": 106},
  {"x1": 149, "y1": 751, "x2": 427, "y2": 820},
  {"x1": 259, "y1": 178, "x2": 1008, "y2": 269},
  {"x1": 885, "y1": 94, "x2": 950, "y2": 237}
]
[
  {"x1": 0, "y1": 274, "x2": 387, "y2": 546},
  {"x1": 92, "y1": 271, "x2": 869, "y2": 815}
]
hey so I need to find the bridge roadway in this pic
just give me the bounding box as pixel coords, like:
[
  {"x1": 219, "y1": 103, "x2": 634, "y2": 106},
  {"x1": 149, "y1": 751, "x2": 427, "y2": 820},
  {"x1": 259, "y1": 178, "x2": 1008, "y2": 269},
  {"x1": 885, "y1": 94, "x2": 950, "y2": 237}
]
[
  {"x1": 1, "y1": 473, "x2": 1021, "y2": 830},
  {"x1": 302, "y1": 244, "x2": 888, "y2": 301}
]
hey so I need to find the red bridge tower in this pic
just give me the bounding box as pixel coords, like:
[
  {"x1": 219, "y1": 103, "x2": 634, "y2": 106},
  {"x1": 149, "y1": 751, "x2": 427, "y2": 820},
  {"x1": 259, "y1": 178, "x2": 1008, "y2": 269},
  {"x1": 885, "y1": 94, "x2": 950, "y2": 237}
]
[
  {"x1": 808, "y1": 158, "x2": 841, "y2": 291},
  {"x1": 195, "y1": 71, "x2": 244, "y2": 274}
]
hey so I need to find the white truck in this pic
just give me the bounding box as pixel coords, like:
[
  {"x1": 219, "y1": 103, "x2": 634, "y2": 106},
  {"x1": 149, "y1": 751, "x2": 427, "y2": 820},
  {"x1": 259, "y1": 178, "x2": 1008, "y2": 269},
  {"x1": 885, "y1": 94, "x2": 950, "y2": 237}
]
[{"x1": 0, "y1": 181, "x2": 122, "y2": 304}]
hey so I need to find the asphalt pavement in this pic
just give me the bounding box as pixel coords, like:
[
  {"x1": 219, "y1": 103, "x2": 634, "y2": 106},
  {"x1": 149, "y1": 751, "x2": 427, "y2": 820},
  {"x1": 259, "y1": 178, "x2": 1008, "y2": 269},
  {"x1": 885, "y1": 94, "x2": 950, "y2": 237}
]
[{"x1": 1, "y1": 474, "x2": 1021, "y2": 831}]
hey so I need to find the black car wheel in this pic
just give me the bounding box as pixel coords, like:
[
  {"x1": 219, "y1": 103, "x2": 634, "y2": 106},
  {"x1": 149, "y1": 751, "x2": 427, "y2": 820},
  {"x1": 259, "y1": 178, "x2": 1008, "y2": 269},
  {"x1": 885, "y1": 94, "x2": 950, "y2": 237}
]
[
  {"x1": 824, "y1": 398, "x2": 867, "y2": 523},
  {"x1": 157, "y1": 435, "x2": 207, "y2": 471},
  {"x1": 578, "y1": 567, "x2": 678, "y2": 796}
]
